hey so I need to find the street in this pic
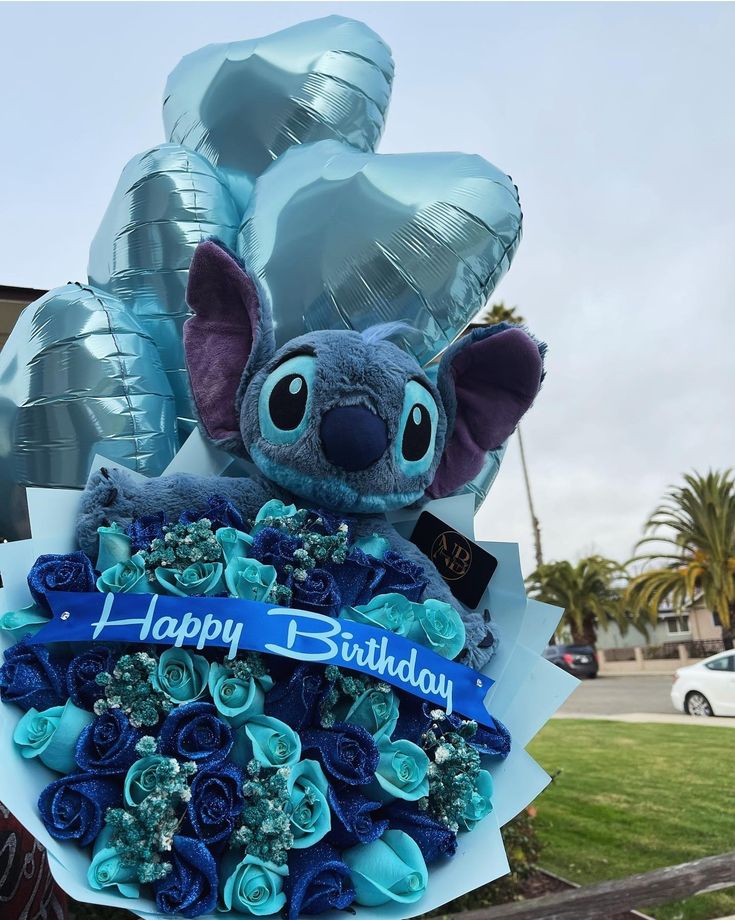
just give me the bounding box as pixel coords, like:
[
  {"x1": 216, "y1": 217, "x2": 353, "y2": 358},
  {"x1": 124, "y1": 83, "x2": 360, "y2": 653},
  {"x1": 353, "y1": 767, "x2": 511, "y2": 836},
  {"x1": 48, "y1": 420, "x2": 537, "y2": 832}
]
[{"x1": 559, "y1": 674, "x2": 676, "y2": 716}]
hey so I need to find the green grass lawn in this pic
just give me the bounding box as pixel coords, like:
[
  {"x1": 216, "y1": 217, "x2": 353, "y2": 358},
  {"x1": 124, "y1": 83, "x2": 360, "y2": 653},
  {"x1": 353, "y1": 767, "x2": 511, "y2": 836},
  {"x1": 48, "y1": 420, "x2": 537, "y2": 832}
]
[{"x1": 527, "y1": 719, "x2": 735, "y2": 920}]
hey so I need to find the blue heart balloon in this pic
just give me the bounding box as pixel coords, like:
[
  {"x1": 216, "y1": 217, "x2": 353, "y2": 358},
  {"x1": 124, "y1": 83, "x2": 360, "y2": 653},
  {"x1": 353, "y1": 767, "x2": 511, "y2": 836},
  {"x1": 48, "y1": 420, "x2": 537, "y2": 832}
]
[
  {"x1": 238, "y1": 140, "x2": 523, "y2": 369},
  {"x1": 163, "y1": 16, "x2": 394, "y2": 211},
  {"x1": 0, "y1": 285, "x2": 177, "y2": 540},
  {"x1": 88, "y1": 143, "x2": 241, "y2": 426}
]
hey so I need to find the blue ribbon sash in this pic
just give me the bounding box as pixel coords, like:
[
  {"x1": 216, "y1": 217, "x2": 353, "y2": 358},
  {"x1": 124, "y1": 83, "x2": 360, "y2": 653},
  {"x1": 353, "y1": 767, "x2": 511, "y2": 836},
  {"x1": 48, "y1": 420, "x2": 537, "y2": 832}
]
[{"x1": 38, "y1": 592, "x2": 495, "y2": 728}]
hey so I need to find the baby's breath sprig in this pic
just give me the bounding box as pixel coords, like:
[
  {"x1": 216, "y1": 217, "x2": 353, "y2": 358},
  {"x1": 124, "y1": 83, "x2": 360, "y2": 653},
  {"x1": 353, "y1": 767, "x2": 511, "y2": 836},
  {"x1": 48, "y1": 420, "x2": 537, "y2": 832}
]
[
  {"x1": 219, "y1": 650, "x2": 270, "y2": 683},
  {"x1": 104, "y1": 737, "x2": 197, "y2": 884},
  {"x1": 139, "y1": 519, "x2": 222, "y2": 575},
  {"x1": 94, "y1": 652, "x2": 172, "y2": 728},
  {"x1": 420, "y1": 711, "x2": 483, "y2": 832},
  {"x1": 230, "y1": 760, "x2": 293, "y2": 866}
]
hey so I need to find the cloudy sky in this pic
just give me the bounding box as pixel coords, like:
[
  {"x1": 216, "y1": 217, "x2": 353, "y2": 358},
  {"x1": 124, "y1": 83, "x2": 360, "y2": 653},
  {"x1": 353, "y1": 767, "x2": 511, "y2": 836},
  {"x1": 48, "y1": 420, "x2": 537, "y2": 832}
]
[{"x1": 1, "y1": 2, "x2": 733, "y2": 573}]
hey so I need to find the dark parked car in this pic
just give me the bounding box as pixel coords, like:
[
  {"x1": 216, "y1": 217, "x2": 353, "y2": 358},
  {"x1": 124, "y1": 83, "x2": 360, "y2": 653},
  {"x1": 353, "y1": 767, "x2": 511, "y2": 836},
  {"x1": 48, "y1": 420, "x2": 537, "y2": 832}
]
[{"x1": 543, "y1": 644, "x2": 599, "y2": 678}]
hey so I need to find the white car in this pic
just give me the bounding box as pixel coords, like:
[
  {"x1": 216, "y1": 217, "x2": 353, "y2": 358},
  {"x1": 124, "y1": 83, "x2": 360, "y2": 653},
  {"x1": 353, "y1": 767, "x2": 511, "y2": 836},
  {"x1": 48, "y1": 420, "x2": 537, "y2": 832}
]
[{"x1": 671, "y1": 650, "x2": 735, "y2": 717}]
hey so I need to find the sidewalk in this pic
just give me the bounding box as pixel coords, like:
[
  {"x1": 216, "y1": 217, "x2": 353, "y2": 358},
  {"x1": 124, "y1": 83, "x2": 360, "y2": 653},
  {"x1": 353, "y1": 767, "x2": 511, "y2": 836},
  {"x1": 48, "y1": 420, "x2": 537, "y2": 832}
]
[{"x1": 554, "y1": 711, "x2": 735, "y2": 727}]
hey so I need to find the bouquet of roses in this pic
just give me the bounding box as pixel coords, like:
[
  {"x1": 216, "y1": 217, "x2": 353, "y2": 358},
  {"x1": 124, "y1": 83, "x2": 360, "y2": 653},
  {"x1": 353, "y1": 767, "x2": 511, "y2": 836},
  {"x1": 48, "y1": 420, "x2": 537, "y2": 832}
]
[{"x1": 0, "y1": 493, "x2": 518, "y2": 919}]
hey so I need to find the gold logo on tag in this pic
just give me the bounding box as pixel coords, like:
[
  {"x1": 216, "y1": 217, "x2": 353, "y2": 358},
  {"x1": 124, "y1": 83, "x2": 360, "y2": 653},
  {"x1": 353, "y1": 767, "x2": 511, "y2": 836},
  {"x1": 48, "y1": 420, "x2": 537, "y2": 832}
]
[{"x1": 430, "y1": 530, "x2": 473, "y2": 581}]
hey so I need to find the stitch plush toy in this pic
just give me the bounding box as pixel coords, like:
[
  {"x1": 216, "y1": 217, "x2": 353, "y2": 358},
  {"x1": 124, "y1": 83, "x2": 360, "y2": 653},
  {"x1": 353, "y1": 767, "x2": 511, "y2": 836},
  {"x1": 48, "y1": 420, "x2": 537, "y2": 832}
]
[{"x1": 77, "y1": 240, "x2": 544, "y2": 668}]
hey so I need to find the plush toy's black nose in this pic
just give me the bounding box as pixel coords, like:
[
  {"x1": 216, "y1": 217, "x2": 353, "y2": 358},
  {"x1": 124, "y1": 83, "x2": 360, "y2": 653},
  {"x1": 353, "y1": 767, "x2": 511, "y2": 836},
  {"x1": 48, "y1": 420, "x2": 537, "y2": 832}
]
[{"x1": 320, "y1": 406, "x2": 388, "y2": 471}]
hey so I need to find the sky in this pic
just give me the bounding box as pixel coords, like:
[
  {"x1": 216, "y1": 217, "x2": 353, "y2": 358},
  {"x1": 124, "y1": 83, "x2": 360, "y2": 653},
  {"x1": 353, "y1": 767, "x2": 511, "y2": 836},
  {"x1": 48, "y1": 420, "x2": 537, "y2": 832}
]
[{"x1": 1, "y1": 1, "x2": 734, "y2": 573}]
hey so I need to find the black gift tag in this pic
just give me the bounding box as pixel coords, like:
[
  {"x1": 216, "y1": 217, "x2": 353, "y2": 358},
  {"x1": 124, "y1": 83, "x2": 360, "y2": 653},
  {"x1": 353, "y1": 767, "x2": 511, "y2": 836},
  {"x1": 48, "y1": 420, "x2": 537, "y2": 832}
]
[{"x1": 409, "y1": 511, "x2": 498, "y2": 610}]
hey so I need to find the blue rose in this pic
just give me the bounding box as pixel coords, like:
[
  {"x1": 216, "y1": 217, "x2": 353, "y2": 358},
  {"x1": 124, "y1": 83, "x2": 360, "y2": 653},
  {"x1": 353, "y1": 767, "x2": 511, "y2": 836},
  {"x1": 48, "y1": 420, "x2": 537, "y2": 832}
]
[
  {"x1": 336, "y1": 687, "x2": 399, "y2": 740},
  {"x1": 292, "y1": 568, "x2": 341, "y2": 618},
  {"x1": 251, "y1": 527, "x2": 302, "y2": 575},
  {"x1": 127, "y1": 511, "x2": 166, "y2": 552},
  {"x1": 459, "y1": 769, "x2": 494, "y2": 831},
  {"x1": 224, "y1": 557, "x2": 278, "y2": 601},
  {"x1": 180, "y1": 494, "x2": 245, "y2": 532},
  {"x1": 343, "y1": 829, "x2": 428, "y2": 906},
  {"x1": 233, "y1": 714, "x2": 301, "y2": 769},
  {"x1": 154, "y1": 835, "x2": 218, "y2": 919},
  {"x1": 66, "y1": 646, "x2": 114, "y2": 710},
  {"x1": 96, "y1": 554, "x2": 150, "y2": 594},
  {"x1": 325, "y1": 548, "x2": 383, "y2": 607},
  {"x1": 88, "y1": 825, "x2": 140, "y2": 898},
  {"x1": 38, "y1": 772, "x2": 121, "y2": 847},
  {"x1": 264, "y1": 664, "x2": 325, "y2": 731},
  {"x1": 152, "y1": 648, "x2": 209, "y2": 704},
  {"x1": 27, "y1": 551, "x2": 96, "y2": 609},
  {"x1": 287, "y1": 760, "x2": 331, "y2": 848},
  {"x1": 208, "y1": 662, "x2": 272, "y2": 728},
  {"x1": 155, "y1": 562, "x2": 223, "y2": 597},
  {"x1": 285, "y1": 844, "x2": 355, "y2": 919},
  {"x1": 159, "y1": 702, "x2": 233, "y2": 766},
  {"x1": 75, "y1": 709, "x2": 143, "y2": 774},
  {"x1": 0, "y1": 638, "x2": 66, "y2": 712},
  {"x1": 216, "y1": 526, "x2": 254, "y2": 563},
  {"x1": 408, "y1": 598, "x2": 466, "y2": 660},
  {"x1": 327, "y1": 787, "x2": 388, "y2": 848},
  {"x1": 0, "y1": 603, "x2": 50, "y2": 639},
  {"x1": 304, "y1": 509, "x2": 352, "y2": 537},
  {"x1": 95, "y1": 522, "x2": 132, "y2": 572},
  {"x1": 381, "y1": 800, "x2": 457, "y2": 864},
  {"x1": 371, "y1": 737, "x2": 429, "y2": 802},
  {"x1": 341, "y1": 593, "x2": 415, "y2": 638},
  {"x1": 301, "y1": 723, "x2": 379, "y2": 786},
  {"x1": 13, "y1": 700, "x2": 93, "y2": 773},
  {"x1": 374, "y1": 551, "x2": 428, "y2": 602},
  {"x1": 185, "y1": 761, "x2": 244, "y2": 845},
  {"x1": 220, "y1": 853, "x2": 288, "y2": 916}
]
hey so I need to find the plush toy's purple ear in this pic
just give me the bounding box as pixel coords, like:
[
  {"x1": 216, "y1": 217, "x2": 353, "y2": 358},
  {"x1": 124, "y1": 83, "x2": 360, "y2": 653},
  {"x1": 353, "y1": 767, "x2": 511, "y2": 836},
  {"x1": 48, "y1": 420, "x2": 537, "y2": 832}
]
[
  {"x1": 428, "y1": 325, "x2": 545, "y2": 499},
  {"x1": 184, "y1": 240, "x2": 273, "y2": 450}
]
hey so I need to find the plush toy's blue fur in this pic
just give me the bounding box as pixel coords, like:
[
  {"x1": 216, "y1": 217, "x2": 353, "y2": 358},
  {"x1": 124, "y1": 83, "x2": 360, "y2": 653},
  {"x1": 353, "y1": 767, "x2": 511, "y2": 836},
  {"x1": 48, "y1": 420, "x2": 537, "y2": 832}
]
[{"x1": 77, "y1": 240, "x2": 545, "y2": 669}]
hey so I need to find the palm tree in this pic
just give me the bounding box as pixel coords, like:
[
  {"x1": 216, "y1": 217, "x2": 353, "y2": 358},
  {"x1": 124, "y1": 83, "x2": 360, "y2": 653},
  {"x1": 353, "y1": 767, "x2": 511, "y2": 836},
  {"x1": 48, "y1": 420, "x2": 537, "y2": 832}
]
[
  {"x1": 627, "y1": 470, "x2": 735, "y2": 649},
  {"x1": 527, "y1": 556, "x2": 628, "y2": 647},
  {"x1": 464, "y1": 303, "x2": 544, "y2": 568}
]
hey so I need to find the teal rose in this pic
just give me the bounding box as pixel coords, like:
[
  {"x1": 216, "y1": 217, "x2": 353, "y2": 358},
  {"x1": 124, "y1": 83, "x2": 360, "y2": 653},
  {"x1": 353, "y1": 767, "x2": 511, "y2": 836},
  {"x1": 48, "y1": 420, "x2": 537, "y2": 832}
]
[
  {"x1": 151, "y1": 648, "x2": 209, "y2": 704},
  {"x1": 124, "y1": 755, "x2": 171, "y2": 807},
  {"x1": 224, "y1": 557, "x2": 277, "y2": 601},
  {"x1": 95, "y1": 522, "x2": 132, "y2": 572},
  {"x1": 343, "y1": 829, "x2": 428, "y2": 906},
  {"x1": 97, "y1": 554, "x2": 149, "y2": 594},
  {"x1": 408, "y1": 598, "x2": 466, "y2": 660},
  {"x1": 220, "y1": 853, "x2": 288, "y2": 915},
  {"x1": 155, "y1": 562, "x2": 223, "y2": 597},
  {"x1": 353, "y1": 533, "x2": 390, "y2": 558},
  {"x1": 208, "y1": 662, "x2": 273, "y2": 728},
  {"x1": 232, "y1": 714, "x2": 301, "y2": 769},
  {"x1": 341, "y1": 593, "x2": 415, "y2": 637},
  {"x1": 88, "y1": 825, "x2": 140, "y2": 898},
  {"x1": 459, "y1": 769, "x2": 494, "y2": 831},
  {"x1": 253, "y1": 499, "x2": 298, "y2": 531},
  {"x1": 338, "y1": 687, "x2": 399, "y2": 740},
  {"x1": 216, "y1": 527, "x2": 254, "y2": 564},
  {"x1": 0, "y1": 603, "x2": 50, "y2": 639},
  {"x1": 371, "y1": 737, "x2": 429, "y2": 802},
  {"x1": 287, "y1": 759, "x2": 331, "y2": 848},
  {"x1": 13, "y1": 699, "x2": 93, "y2": 773}
]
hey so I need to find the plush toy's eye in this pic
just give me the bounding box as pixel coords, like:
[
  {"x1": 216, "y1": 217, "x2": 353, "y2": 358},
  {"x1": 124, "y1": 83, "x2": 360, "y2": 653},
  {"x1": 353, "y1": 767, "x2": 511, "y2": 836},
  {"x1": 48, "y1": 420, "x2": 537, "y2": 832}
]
[
  {"x1": 396, "y1": 379, "x2": 438, "y2": 476},
  {"x1": 258, "y1": 354, "x2": 316, "y2": 445}
]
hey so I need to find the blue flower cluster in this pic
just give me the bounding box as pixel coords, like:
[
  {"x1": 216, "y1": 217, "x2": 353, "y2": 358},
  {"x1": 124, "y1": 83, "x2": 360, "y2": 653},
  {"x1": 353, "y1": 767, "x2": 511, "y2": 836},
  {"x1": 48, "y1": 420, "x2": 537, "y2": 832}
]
[{"x1": 0, "y1": 498, "x2": 511, "y2": 918}]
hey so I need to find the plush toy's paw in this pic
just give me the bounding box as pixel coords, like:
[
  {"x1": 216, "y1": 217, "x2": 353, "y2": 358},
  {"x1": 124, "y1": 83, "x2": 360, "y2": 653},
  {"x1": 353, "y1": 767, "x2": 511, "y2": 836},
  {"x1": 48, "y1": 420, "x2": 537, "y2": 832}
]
[
  {"x1": 76, "y1": 467, "x2": 141, "y2": 559},
  {"x1": 459, "y1": 609, "x2": 499, "y2": 672}
]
